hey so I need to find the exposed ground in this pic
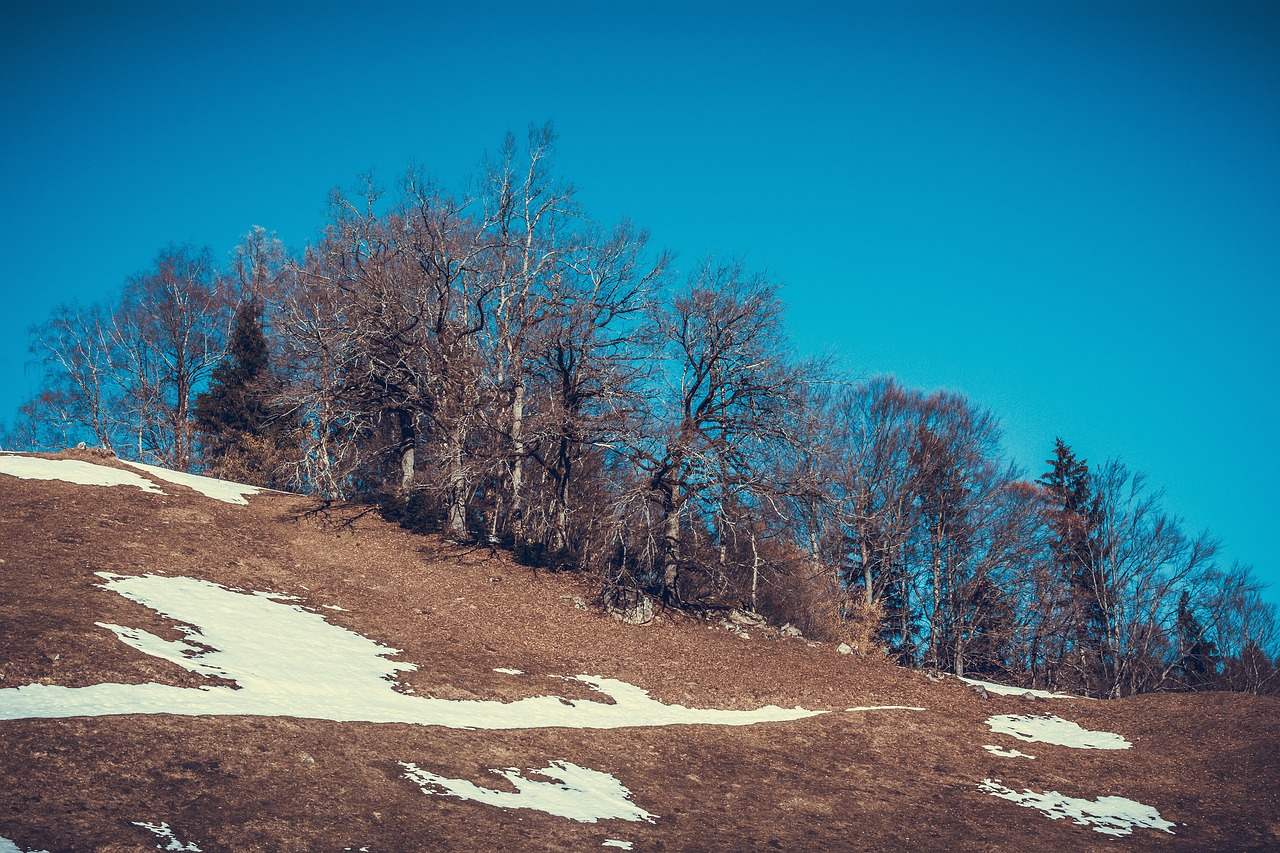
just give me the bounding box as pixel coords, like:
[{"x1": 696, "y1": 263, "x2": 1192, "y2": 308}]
[{"x1": 1, "y1": 450, "x2": 1277, "y2": 852}]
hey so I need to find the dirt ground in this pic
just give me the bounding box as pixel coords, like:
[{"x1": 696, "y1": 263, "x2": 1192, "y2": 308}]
[{"x1": 1, "y1": 450, "x2": 1277, "y2": 852}]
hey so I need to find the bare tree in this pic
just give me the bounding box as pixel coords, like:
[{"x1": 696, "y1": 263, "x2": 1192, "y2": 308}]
[
  {"x1": 477, "y1": 125, "x2": 578, "y2": 546},
  {"x1": 27, "y1": 301, "x2": 121, "y2": 449},
  {"x1": 112, "y1": 245, "x2": 229, "y2": 469},
  {"x1": 638, "y1": 260, "x2": 811, "y2": 604}
]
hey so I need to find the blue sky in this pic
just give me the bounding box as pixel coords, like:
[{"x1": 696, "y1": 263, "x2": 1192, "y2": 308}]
[{"x1": 2, "y1": 1, "x2": 1277, "y2": 595}]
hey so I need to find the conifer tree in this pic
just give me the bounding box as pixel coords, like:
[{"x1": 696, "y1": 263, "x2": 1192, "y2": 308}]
[
  {"x1": 1038, "y1": 438, "x2": 1107, "y2": 690},
  {"x1": 194, "y1": 298, "x2": 295, "y2": 487},
  {"x1": 1174, "y1": 590, "x2": 1218, "y2": 689}
]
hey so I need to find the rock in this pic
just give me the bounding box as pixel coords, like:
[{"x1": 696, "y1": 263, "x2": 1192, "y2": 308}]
[
  {"x1": 605, "y1": 590, "x2": 654, "y2": 625},
  {"x1": 727, "y1": 609, "x2": 766, "y2": 628},
  {"x1": 971, "y1": 683, "x2": 990, "y2": 700},
  {"x1": 778, "y1": 624, "x2": 802, "y2": 639},
  {"x1": 836, "y1": 642, "x2": 853, "y2": 655}
]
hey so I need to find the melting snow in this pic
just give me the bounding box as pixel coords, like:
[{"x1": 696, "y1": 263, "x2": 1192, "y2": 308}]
[
  {"x1": 0, "y1": 455, "x2": 163, "y2": 493},
  {"x1": 401, "y1": 760, "x2": 657, "y2": 823},
  {"x1": 0, "y1": 573, "x2": 822, "y2": 730},
  {"x1": 982, "y1": 744, "x2": 1034, "y2": 759},
  {"x1": 494, "y1": 668, "x2": 524, "y2": 675},
  {"x1": 959, "y1": 677, "x2": 1084, "y2": 699},
  {"x1": 132, "y1": 822, "x2": 201, "y2": 851},
  {"x1": 986, "y1": 714, "x2": 1131, "y2": 750},
  {"x1": 979, "y1": 779, "x2": 1175, "y2": 837},
  {"x1": 602, "y1": 841, "x2": 633, "y2": 849},
  {"x1": 0, "y1": 455, "x2": 265, "y2": 505},
  {"x1": 846, "y1": 705, "x2": 926, "y2": 712},
  {"x1": 0, "y1": 836, "x2": 50, "y2": 853},
  {"x1": 121, "y1": 461, "x2": 262, "y2": 505}
]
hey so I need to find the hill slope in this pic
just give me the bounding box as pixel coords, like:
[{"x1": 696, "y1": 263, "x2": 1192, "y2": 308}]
[{"x1": 1, "y1": 450, "x2": 1277, "y2": 852}]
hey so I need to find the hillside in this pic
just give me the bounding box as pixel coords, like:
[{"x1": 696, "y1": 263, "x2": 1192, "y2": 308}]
[{"x1": 0, "y1": 450, "x2": 1276, "y2": 852}]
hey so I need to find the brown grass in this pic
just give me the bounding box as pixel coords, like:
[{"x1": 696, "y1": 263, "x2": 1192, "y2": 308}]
[{"x1": 0, "y1": 450, "x2": 1277, "y2": 851}]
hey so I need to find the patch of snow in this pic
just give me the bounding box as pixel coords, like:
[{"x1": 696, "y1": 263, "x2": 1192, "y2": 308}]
[
  {"x1": 959, "y1": 677, "x2": 1085, "y2": 700},
  {"x1": 121, "y1": 461, "x2": 262, "y2": 505},
  {"x1": 602, "y1": 841, "x2": 633, "y2": 849},
  {"x1": 979, "y1": 779, "x2": 1175, "y2": 836},
  {"x1": 0, "y1": 455, "x2": 163, "y2": 493},
  {"x1": 983, "y1": 744, "x2": 1035, "y2": 759},
  {"x1": 846, "y1": 705, "x2": 926, "y2": 712},
  {"x1": 493, "y1": 668, "x2": 523, "y2": 675},
  {"x1": 132, "y1": 821, "x2": 202, "y2": 851},
  {"x1": 0, "y1": 573, "x2": 823, "y2": 730},
  {"x1": 986, "y1": 714, "x2": 1131, "y2": 750},
  {"x1": 0, "y1": 836, "x2": 50, "y2": 853},
  {"x1": 401, "y1": 760, "x2": 657, "y2": 823},
  {"x1": 321, "y1": 604, "x2": 348, "y2": 611}
]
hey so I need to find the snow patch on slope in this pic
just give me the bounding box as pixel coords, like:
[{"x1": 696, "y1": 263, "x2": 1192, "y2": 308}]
[
  {"x1": 0, "y1": 835, "x2": 50, "y2": 853},
  {"x1": 846, "y1": 705, "x2": 926, "y2": 712},
  {"x1": 121, "y1": 461, "x2": 262, "y2": 505},
  {"x1": 132, "y1": 821, "x2": 201, "y2": 851},
  {"x1": 986, "y1": 714, "x2": 1131, "y2": 750},
  {"x1": 0, "y1": 455, "x2": 163, "y2": 493},
  {"x1": 0, "y1": 573, "x2": 822, "y2": 730},
  {"x1": 402, "y1": 760, "x2": 657, "y2": 823},
  {"x1": 982, "y1": 744, "x2": 1034, "y2": 759},
  {"x1": 959, "y1": 677, "x2": 1084, "y2": 699},
  {"x1": 979, "y1": 779, "x2": 1175, "y2": 836}
]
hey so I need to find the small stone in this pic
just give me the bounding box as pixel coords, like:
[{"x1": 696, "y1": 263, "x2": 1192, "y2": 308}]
[{"x1": 836, "y1": 642, "x2": 853, "y2": 655}]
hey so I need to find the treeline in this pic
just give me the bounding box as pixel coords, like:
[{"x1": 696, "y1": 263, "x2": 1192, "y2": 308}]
[{"x1": 9, "y1": 127, "x2": 1277, "y2": 698}]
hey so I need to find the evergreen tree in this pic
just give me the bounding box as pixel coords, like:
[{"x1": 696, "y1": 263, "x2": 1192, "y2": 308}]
[
  {"x1": 1174, "y1": 590, "x2": 1218, "y2": 689},
  {"x1": 194, "y1": 298, "x2": 296, "y2": 487},
  {"x1": 1038, "y1": 438, "x2": 1107, "y2": 690}
]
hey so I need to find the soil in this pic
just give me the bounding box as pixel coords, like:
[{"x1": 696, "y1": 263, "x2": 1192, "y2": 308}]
[{"x1": 1, "y1": 450, "x2": 1277, "y2": 852}]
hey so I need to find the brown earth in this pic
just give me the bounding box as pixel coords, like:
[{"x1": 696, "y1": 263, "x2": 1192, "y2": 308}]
[{"x1": 0, "y1": 449, "x2": 1277, "y2": 852}]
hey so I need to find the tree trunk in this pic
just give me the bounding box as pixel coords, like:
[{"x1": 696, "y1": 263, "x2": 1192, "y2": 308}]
[
  {"x1": 750, "y1": 529, "x2": 761, "y2": 613},
  {"x1": 446, "y1": 422, "x2": 467, "y2": 539},
  {"x1": 509, "y1": 378, "x2": 526, "y2": 544},
  {"x1": 861, "y1": 539, "x2": 873, "y2": 606},
  {"x1": 397, "y1": 409, "x2": 416, "y2": 494},
  {"x1": 659, "y1": 481, "x2": 681, "y2": 602}
]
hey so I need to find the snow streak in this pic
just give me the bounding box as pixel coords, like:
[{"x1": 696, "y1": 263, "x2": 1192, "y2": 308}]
[
  {"x1": 401, "y1": 760, "x2": 657, "y2": 823},
  {"x1": 0, "y1": 573, "x2": 822, "y2": 730},
  {"x1": 979, "y1": 779, "x2": 1175, "y2": 836},
  {"x1": 985, "y1": 714, "x2": 1131, "y2": 750},
  {"x1": 120, "y1": 461, "x2": 262, "y2": 505},
  {"x1": 0, "y1": 455, "x2": 162, "y2": 493}
]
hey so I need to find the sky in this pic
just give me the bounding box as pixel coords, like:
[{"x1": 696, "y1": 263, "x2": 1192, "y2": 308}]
[{"x1": 2, "y1": 1, "x2": 1277, "y2": 595}]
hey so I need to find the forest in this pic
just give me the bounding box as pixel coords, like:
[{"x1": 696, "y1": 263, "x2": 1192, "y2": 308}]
[{"x1": 8, "y1": 127, "x2": 1277, "y2": 699}]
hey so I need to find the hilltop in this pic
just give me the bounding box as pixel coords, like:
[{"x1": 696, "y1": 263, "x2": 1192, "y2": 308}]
[{"x1": 0, "y1": 450, "x2": 1277, "y2": 851}]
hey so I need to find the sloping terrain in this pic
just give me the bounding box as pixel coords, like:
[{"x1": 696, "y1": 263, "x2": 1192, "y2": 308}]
[{"x1": 0, "y1": 450, "x2": 1277, "y2": 852}]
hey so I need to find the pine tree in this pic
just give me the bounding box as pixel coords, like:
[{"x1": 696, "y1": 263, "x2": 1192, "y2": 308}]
[
  {"x1": 194, "y1": 298, "x2": 295, "y2": 487},
  {"x1": 1038, "y1": 438, "x2": 1107, "y2": 691},
  {"x1": 1174, "y1": 590, "x2": 1218, "y2": 689}
]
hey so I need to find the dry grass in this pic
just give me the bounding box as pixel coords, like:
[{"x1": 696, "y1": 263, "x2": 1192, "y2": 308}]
[{"x1": 0, "y1": 450, "x2": 1277, "y2": 851}]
